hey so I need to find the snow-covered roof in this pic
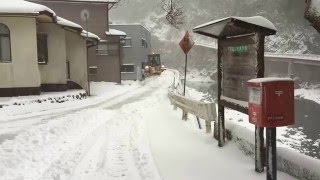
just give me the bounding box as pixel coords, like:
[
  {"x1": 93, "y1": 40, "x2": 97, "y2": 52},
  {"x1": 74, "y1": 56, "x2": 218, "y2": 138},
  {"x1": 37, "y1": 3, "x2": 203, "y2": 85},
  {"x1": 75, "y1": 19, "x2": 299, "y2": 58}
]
[
  {"x1": 81, "y1": 30, "x2": 100, "y2": 41},
  {"x1": 194, "y1": 43, "x2": 217, "y2": 50},
  {"x1": 110, "y1": 23, "x2": 151, "y2": 32},
  {"x1": 105, "y1": 29, "x2": 127, "y2": 37},
  {"x1": 0, "y1": 0, "x2": 56, "y2": 16},
  {"x1": 266, "y1": 53, "x2": 320, "y2": 61},
  {"x1": 265, "y1": 53, "x2": 320, "y2": 66},
  {"x1": 57, "y1": 16, "x2": 82, "y2": 31},
  {"x1": 193, "y1": 16, "x2": 277, "y2": 38},
  {"x1": 247, "y1": 77, "x2": 293, "y2": 84},
  {"x1": 52, "y1": 0, "x2": 117, "y2": 3},
  {"x1": 57, "y1": 16, "x2": 100, "y2": 41}
]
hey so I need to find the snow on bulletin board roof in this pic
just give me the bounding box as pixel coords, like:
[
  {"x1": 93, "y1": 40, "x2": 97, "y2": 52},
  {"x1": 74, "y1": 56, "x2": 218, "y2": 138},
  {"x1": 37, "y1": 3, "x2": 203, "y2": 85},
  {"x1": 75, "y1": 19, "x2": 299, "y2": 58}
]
[
  {"x1": 0, "y1": 0, "x2": 55, "y2": 16},
  {"x1": 193, "y1": 16, "x2": 277, "y2": 38},
  {"x1": 52, "y1": 0, "x2": 117, "y2": 3},
  {"x1": 247, "y1": 77, "x2": 293, "y2": 83}
]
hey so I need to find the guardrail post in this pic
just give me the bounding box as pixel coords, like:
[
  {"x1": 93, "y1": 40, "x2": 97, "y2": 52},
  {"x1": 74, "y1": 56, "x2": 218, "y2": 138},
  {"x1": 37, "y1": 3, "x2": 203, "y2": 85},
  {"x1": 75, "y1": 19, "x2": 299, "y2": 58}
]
[
  {"x1": 182, "y1": 111, "x2": 188, "y2": 121},
  {"x1": 196, "y1": 117, "x2": 202, "y2": 129},
  {"x1": 213, "y1": 121, "x2": 219, "y2": 140},
  {"x1": 217, "y1": 104, "x2": 225, "y2": 147},
  {"x1": 205, "y1": 121, "x2": 211, "y2": 133}
]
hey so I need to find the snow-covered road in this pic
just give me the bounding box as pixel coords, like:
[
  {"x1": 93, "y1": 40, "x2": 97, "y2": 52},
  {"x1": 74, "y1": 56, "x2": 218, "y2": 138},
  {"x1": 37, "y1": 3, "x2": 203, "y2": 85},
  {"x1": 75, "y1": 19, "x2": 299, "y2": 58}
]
[
  {"x1": 0, "y1": 71, "x2": 296, "y2": 180},
  {"x1": 0, "y1": 77, "x2": 162, "y2": 180}
]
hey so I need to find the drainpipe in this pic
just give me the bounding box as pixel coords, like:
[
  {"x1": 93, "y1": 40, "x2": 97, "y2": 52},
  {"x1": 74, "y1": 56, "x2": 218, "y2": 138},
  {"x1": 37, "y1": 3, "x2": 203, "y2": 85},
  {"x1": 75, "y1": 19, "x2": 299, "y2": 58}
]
[
  {"x1": 86, "y1": 45, "x2": 90, "y2": 96},
  {"x1": 118, "y1": 36, "x2": 126, "y2": 84},
  {"x1": 119, "y1": 38, "x2": 122, "y2": 84},
  {"x1": 85, "y1": 14, "x2": 90, "y2": 96},
  {"x1": 86, "y1": 40, "x2": 98, "y2": 95}
]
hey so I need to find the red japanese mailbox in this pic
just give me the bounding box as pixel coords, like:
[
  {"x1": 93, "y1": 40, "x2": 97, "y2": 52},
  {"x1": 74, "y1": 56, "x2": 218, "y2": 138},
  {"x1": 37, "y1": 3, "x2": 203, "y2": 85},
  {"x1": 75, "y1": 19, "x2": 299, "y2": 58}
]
[{"x1": 247, "y1": 78, "x2": 295, "y2": 127}]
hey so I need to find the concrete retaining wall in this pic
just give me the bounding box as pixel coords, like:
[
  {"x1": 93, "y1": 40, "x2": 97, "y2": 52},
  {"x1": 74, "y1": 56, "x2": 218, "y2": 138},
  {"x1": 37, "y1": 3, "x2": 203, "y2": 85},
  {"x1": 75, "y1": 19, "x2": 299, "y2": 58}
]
[{"x1": 226, "y1": 122, "x2": 320, "y2": 180}]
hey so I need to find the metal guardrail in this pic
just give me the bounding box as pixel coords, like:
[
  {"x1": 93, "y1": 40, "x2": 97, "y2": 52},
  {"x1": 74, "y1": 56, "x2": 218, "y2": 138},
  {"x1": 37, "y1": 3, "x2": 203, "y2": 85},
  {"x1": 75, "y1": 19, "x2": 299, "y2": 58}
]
[{"x1": 168, "y1": 86, "x2": 216, "y2": 133}]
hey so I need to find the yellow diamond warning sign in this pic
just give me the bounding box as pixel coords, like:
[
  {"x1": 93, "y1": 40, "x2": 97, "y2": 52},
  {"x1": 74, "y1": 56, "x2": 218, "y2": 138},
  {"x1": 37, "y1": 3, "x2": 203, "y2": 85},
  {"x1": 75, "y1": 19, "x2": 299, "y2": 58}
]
[{"x1": 179, "y1": 31, "x2": 194, "y2": 54}]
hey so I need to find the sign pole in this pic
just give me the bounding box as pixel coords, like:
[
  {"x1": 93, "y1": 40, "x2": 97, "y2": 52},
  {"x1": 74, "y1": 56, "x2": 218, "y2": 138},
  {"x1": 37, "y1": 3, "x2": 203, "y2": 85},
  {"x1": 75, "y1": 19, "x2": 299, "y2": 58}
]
[
  {"x1": 179, "y1": 31, "x2": 194, "y2": 121},
  {"x1": 183, "y1": 53, "x2": 187, "y2": 96},
  {"x1": 255, "y1": 33, "x2": 266, "y2": 172},
  {"x1": 217, "y1": 40, "x2": 225, "y2": 146},
  {"x1": 182, "y1": 52, "x2": 188, "y2": 120},
  {"x1": 266, "y1": 128, "x2": 277, "y2": 180}
]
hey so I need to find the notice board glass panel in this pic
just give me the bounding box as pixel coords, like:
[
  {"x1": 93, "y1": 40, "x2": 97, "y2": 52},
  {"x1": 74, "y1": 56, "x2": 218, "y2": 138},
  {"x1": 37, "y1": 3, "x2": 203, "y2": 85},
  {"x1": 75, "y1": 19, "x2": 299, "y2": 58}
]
[{"x1": 221, "y1": 35, "x2": 258, "y2": 102}]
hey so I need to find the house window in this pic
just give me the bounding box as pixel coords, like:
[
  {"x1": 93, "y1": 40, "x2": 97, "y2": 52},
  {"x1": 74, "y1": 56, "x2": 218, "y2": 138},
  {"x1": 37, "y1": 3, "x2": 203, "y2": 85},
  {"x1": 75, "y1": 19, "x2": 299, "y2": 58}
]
[
  {"x1": 37, "y1": 34, "x2": 48, "y2": 64},
  {"x1": 121, "y1": 64, "x2": 134, "y2": 73},
  {"x1": 123, "y1": 37, "x2": 132, "y2": 47},
  {"x1": 96, "y1": 42, "x2": 119, "y2": 56},
  {"x1": 89, "y1": 66, "x2": 98, "y2": 74},
  {"x1": 66, "y1": 60, "x2": 70, "y2": 79},
  {"x1": 141, "y1": 38, "x2": 147, "y2": 48},
  {"x1": 108, "y1": 44, "x2": 119, "y2": 56},
  {"x1": 96, "y1": 42, "x2": 108, "y2": 55},
  {"x1": 0, "y1": 23, "x2": 11, "y2": 63}
]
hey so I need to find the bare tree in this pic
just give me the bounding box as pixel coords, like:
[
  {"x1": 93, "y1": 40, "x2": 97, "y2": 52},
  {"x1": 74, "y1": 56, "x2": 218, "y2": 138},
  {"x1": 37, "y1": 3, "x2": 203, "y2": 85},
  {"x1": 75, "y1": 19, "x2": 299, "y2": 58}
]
[
  {"x1": 305, "y1": 0, "x2": 320, "y2": 33},
  {"x1": 161, "y1": 0, "x2": 185, "y2": 29},
  {"x1": 108, "y1": 0, "x2": 128, "y2": 10},
  {"x1": 110, "y1": 0, "x2": 185, "y2": 29}
]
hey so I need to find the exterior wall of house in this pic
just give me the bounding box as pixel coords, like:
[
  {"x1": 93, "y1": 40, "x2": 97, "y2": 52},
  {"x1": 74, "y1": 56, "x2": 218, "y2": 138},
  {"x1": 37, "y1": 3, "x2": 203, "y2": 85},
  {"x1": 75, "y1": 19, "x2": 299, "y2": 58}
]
[
  {"x1": 89, "y1": 35, "x2": 121, "y2": 83},
  {"x1": 32, "y1": 0, "x2": 109, "y2": 38},
  {"x1": 65, "y1": 30, "x2": 88, "y2": 91},
  {"x1": 32, "y1": 0, "x2": 122, "y2": 83},
  {"x1": 110, "y1": 24, "x2": 151, "y2": 80},
  {"x1": 0, "y1": 16, "x2": 40, "y2": 97},
  {"x1": 37, "y1": 23, "x2": 67, "y2": 91}
]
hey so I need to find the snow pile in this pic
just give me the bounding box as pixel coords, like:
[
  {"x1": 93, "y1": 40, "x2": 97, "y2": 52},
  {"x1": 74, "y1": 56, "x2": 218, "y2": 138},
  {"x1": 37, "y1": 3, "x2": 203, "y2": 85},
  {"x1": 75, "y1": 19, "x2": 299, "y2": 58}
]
[
  {"x1": 0, "y1": 90, "x2": 86, "y2": 107},
  {"x1": 0, "y1": 81, "x2": 141, "y2": 121},
  {"x1": 0, "y1": 90, "x2": 86, "y2": 120},
  {"x1": 90, "y1": 81, "x2": 141, "y2": 97},
  {"x1": 224, "y1": 109, "x2": 307, "y2": 151}
]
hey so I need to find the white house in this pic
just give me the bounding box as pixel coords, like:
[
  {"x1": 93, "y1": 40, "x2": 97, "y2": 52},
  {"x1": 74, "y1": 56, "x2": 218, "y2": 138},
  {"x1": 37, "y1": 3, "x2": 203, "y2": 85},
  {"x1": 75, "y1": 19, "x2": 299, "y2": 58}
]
[{"x1": 0, "y1": 0, "x2": 99, "y2": 97}]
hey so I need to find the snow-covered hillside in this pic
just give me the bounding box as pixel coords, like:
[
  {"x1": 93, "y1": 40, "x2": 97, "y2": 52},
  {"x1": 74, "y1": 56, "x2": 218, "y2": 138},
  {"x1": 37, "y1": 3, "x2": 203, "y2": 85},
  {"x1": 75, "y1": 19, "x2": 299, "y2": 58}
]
[{"x1": 110, "y1": 0, "x2": 320, "y2": 72}]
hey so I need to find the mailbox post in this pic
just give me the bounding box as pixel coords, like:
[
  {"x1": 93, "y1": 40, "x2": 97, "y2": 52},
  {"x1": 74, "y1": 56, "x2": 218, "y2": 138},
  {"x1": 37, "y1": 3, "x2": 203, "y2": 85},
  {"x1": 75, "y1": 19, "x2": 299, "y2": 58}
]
[{"x1": 247, "y1": 77, "x2": 294, "y2": 180}]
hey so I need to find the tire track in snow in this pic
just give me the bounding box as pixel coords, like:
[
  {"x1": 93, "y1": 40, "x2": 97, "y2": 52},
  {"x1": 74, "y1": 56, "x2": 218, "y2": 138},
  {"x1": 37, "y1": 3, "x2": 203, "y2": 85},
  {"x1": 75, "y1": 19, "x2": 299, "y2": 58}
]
[
  {"x1": 0, "y1": 72, "x2": 172, "y2": 180},
  {"x1": 0, "y1": 81, "x2": 155, "y2": 145}
]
